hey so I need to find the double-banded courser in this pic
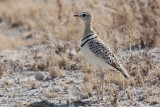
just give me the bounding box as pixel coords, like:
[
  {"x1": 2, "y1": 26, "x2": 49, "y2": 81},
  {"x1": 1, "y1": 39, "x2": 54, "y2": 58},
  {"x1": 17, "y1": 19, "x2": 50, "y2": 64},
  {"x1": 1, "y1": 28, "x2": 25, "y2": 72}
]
[{"x1": 74, "y1": 12, "x2": 130, "y2": 101}]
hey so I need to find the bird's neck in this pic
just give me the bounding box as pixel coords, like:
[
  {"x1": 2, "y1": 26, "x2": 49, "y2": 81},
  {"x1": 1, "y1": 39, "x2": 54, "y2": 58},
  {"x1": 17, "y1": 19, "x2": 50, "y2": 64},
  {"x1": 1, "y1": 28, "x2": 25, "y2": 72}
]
[{"x1": 83, "y1": 22, "x2": 94, "y2": 37}]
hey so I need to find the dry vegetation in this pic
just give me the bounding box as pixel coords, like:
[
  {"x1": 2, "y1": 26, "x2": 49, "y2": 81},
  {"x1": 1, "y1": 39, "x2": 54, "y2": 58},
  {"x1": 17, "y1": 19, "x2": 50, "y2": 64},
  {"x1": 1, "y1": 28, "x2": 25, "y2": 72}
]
[{"x1": 0, "y1": 0, "x2": 160, "y2": 107}]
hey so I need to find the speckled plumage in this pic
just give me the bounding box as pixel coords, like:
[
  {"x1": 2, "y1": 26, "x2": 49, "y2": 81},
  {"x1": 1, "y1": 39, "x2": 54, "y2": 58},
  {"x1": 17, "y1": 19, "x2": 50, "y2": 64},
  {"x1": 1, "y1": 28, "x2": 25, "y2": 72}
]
[{"x1": 86, "y1": 35, "x2": 130, "y2": 78}]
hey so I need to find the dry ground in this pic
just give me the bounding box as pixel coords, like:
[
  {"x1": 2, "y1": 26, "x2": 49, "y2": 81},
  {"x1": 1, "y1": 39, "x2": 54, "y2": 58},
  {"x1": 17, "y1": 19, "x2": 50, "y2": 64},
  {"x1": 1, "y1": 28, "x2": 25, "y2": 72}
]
[{"x1": 0, "y1": 0, "x2": 160, "y2": 107}]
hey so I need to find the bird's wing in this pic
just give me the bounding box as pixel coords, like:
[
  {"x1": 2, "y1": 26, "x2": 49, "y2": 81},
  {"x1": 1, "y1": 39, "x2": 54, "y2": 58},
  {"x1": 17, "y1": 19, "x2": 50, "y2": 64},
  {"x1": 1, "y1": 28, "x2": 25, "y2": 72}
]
[{"x1": 88, "y1": 38, "x2": 130, "y2": 78}]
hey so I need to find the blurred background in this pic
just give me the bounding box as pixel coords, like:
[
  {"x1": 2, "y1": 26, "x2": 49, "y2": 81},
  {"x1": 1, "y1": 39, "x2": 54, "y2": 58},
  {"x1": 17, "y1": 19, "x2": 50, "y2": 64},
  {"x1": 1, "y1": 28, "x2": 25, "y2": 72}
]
[{"x1": 0, "y1": 0, "x2": 160, "y2": 50}]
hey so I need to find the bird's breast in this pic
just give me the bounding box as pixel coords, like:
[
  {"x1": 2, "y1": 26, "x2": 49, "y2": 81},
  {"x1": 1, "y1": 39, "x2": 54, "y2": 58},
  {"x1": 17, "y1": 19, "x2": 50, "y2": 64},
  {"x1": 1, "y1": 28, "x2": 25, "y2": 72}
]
[{"x1": 81, "y1": 43, "x2": 115, "y2": 70}]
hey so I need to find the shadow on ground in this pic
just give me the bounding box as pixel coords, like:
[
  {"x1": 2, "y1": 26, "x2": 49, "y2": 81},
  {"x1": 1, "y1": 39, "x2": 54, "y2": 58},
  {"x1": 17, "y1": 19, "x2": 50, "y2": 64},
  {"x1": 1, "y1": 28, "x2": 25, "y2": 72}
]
[{"x1": 28, "y1": 100, "x2": 87, "y2": 107}]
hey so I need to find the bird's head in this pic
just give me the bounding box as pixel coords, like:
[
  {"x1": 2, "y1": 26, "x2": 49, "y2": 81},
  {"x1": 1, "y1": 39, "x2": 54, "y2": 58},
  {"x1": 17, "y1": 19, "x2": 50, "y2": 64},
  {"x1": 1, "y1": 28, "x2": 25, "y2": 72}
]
[{"x1": 74, "y1": 12, "x2": 93, "y2": 24}]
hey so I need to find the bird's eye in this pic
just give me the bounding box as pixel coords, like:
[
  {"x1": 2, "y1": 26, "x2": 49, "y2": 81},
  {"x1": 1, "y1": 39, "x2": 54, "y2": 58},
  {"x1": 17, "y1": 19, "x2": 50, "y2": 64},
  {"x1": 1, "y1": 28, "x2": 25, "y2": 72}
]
[{"x1": 82, "y1": 14, "x2": 86, "y2": 17}]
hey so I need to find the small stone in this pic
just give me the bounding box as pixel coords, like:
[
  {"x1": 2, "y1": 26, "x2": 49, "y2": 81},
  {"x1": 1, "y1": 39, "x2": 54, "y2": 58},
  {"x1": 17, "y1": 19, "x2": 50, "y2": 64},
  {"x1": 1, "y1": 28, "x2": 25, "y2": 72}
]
[
  {"x1": 71, "y1": 49, "x2": 77, "y2": 55},
  {"x1": 34, "y1": 72, "x2": 45, "y2": 80}
]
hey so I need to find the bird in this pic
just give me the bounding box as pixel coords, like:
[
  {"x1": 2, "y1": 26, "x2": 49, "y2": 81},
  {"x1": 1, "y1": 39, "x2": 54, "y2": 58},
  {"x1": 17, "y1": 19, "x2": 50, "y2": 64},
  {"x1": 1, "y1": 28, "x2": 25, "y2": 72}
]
[{"x1": 73, "y1": 12, "x2": 130, "y2": 101}]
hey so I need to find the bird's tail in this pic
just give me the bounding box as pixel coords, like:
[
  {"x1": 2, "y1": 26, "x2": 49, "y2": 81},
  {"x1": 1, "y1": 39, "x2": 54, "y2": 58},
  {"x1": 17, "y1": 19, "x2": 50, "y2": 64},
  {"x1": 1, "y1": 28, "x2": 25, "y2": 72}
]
[{"x1": 119, "y1": 64, "x2": 130, "y2": 79}]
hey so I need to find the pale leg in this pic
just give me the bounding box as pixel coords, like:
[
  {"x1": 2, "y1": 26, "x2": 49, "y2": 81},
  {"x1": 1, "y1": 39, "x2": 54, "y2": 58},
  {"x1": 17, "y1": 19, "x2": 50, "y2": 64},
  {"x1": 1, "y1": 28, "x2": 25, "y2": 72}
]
[{"x1": 99, "y1": 66, "x2": 104, "y2": 101}]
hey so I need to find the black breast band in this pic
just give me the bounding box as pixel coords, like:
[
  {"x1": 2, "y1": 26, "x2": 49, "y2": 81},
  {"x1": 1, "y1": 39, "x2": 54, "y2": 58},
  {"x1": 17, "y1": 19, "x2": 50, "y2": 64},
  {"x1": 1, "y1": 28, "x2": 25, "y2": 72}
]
[{"x1": 81, "y1": 36, "x2": 97, "y2": 47}]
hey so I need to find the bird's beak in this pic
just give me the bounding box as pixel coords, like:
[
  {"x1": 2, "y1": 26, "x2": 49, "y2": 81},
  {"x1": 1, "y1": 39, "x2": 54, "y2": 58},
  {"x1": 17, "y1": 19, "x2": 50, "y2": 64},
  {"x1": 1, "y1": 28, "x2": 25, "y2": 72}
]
[{"x1": 73, "y1": 14, "x2": 80, "y2": 17}]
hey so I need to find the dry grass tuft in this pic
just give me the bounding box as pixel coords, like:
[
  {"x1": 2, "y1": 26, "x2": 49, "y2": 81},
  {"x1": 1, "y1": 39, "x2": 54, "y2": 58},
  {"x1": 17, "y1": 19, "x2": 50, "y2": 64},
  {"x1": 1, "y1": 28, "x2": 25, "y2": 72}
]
[
  {"x1": 4, "y1": 84, "x2": 8, "y2": 91},
  {"x1": 80, "y1": 82, "x2": 93, "y2": 99},
  {"x1": 51, "y1": 92, "x2": 59, "y2": 98},
  {"x1": 146, "y1": 88, "x2": 152, "y2": 99},
  {"x1": 64, "y1": 84, "x2": 69, "y2": 91},
  {"x1": 130, "y1": 68, "x2": 140, "y2": 77},
  {"x1": 12, "y1": 91, "x2": 17, "y2": 98},
  {"x1": 31, "y1": 80, "x2": 37, "y2": 89},
  {"x1": 66, "y1": 99, "x2": 70, "y2": 105},
  {"x1": 115, "y1": 78, "x2": 125, "y2": 90},
  {"x1": 13, "y1": 102, "x2": 22, "y2": 107},
  {"x1": 109, "y1": 89, "x2": 123, "y2": 107},
  {"x1": 49, "y1": 66, "x2": 59, "y2": 78},
  {"x1": 150, "y1": 98, "x2": 159, "y2": 105},
  {"x1": 136, "y1": 74, "x2": 144, "y2": 86},
  {"x1": 31, "y1": 51, "x2": 48, "y2": 71},
  {"x1": 35, "y1": 62, "x2": 48, "y2": 71},
  {"x1": 0, "y1": 63, "x2": 6, "y2": 78},
  {"x1": 129, "y1": 77, "x2": 136, "y2": 86},
  {"x1": 40, "y1": 95, "x2": 47, "y2": 101},
  {"x1": 3, "y1": 79, "x2": 10, "y2": 86},
  {"x1": 157, "y1": 70, "x2": 160, "y2": 80},
  {"x1": 49, "y1": 66, "x2": 65, "y2": 78},
  {"x1": 81, "y1": 63, "x2": 96, "y2": 74},
  {"x1": 56, "y1": 56, "x2": 70, "y2": 70},
  {"x1": 83, "y1": 74, "x2": 90, "y2": 82},
  {"x1": 59, "y1": 69, "x2": 66, "y2": 78},
  {"x1": 106, "y1": 71, "x2": 126, "y2": 90},
  {"x1": 126, "y1": 90, "x2": 132, "y2": 99},
  {"x1": 59, "y1": 97, "x2": 62, "y2": 104},
  {"x1": 45, "y1": 91, "x2": 58, "y2": 98}
]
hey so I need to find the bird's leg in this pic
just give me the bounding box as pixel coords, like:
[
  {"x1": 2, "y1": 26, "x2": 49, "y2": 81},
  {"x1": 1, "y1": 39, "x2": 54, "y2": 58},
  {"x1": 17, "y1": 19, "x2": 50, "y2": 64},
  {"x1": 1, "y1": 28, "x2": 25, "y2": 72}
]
[
  {"x1": 99, "y1": 66, "x2": 104, "y2": 101},
  {"x1": 101, "y1": 69, "x2": 104, "y2": 100},
  {"x1": 98, "y1": 73, "x2": 101, "y2": 102}
]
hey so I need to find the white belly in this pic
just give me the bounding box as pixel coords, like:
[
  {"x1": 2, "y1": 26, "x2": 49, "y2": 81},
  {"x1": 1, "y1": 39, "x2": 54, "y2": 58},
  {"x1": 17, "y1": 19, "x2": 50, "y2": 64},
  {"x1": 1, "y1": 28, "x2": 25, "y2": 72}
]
[{"x1": 81, "y1": 43, "x2": 116, "y2": 70}]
